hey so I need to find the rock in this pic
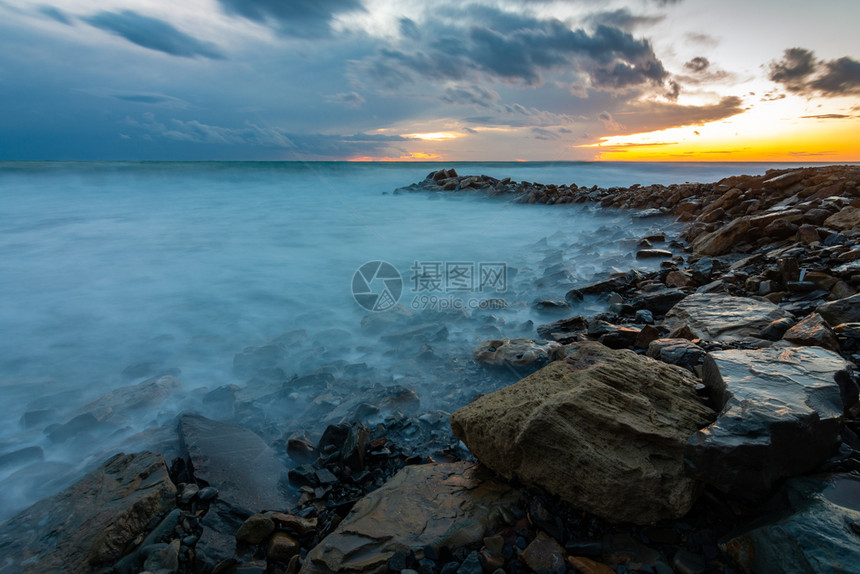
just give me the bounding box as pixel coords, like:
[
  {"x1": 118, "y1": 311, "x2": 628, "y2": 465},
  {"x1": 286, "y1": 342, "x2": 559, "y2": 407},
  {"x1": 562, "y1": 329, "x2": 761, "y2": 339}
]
[
  {"x1": 569, "y1": 556, "x2": 615, "y2": 574},
  {"x1": 762, "y1": 218, "x2": 798, "y2": 240},
  {"x1": 686, "y1": 347, "x2": 848, "y2": 499},
  {"x1": 0, "y1": 451, "x2": 175, "y2": 574},
  {"x1": 0, "y1": 446, "x2": 44, "y2": 470},
  {"x1": 179, "y1": 414, "x2": 293, "y2": 513},
  {"x1": 816, "y1": 294, "x2": 860, "y2": 326},
  {"x1": 647, "y1": 339, "x2": 707, "y2": 374},
  {"x1": 317, "y1": 422, "x2": 370, "y2": 474},
  {"x1": 268, "y1": 532, "x2": 301, "y2": 563},
  {"x1": 234, "y1": 344, "x2": 286, "y2": 378},
  {"x1": 636, "y1": 249, "x2": 673, "y2": 259},
  {"x1": 451, "y1": 343, "x2": 715, "y2": 524},
  {"x1": 634, "y1": 324, "x2": 661, "y2": 349},
  {"x1": 782, "y1": 313, "x2": 840, "y2": 351},
  {"x1": 797, "y1": 224, "x2": 821, "y2": 244},
  {"x1": 360, "y1": 304, "x2": 413, "y2": 334},
  {"x1": 520, "y1": 531, "x2": 566, "y2": 572},
  {"x1": 823, "y1": 206, "x2": 860, "y2": 231},
  {"x1": 536, "y1": 316, "x2": 588, "y2": 341},
  {"x1": 473, "y1": 338, "x2": 560, "y2": 368},
  {"x1": 457, "y1": 551, "x2": 483, "y2": 574},
  {"x1": 721, "y1": 474, "x2": 860, "y2": 573},
  {"x1": 665, "y1": 270, "x2": 696, "y2": 289},
  {"x1": 236, "y1": 513, "x2": 276, "y2": 545},
  {"x1": 692, "y1": 216, "x2": 751, "y2": 256},
  {"x1": 759, "y1": 317, "x2": 796, "y2": 341},
  {"x1": 663, "y1": 293, "x2": 794, "y2": 341},
  {"x1": 632, "y1": 288, "x2": 688, "y2": 315},
  {"x1": 300, "y1": 462, "x2": 521, "y2": 574},
  {"x1": 73, "y1": 375, "x2": 181, "y2": 424}
]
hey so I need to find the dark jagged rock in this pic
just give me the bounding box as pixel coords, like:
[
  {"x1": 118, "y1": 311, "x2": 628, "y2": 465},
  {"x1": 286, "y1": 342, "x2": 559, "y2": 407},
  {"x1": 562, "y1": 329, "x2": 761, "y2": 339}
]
[
  {"x1": 721, "y1": 474, "x2": 860, "y2": 573},
  {"x1": 647, "y1": 338, "x2": 707, "y2": 374},
  {"x1": 473, "y1": 337, "x2": 560, "y2": 368},
  {"x1": 686, "y1": 347, "x2": 848, "y2": 499},
  {"x1": 782, "y1": 312, "x2": 840, "y2": 351},
  {"x1": 0, "y1": 451, "x2": 175, "y2": 574}
]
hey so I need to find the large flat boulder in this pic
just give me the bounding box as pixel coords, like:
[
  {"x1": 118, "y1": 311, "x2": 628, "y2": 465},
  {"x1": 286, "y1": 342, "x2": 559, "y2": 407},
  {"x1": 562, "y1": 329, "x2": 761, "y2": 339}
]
[
  {"x1": 0, "y1": 451, "x2": 175, "y2": 574},
  {"x1": 179, "y1": 414, "x2": 293, "y2": 513},
  {"x1": 300, "y1": 462, "x2": 521, "y2": 574},
  {"x1": 663, "y1": 293, "x2": 794, "y2": 341},
  {"x1": 692, "y1": 216, "x2": 751, "y2": 255},
  {"x1": 686, "y1": 347, "x2": 847, "y2": 499},
  {"x1": 721, "y1": 474, "x2": 860, "y2": 573},
  {"x1": 451, "y1": 343, "x2": 715, "y2": 524},
  {"x1": 179, "y1": 414, "x2": 295, "y2": 570}
]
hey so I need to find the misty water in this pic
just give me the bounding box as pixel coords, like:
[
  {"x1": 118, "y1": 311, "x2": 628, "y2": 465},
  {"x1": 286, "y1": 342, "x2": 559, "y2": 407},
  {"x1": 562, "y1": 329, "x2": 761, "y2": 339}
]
[{"x1": 0, "y1": 160, "x2": 803, "y2": 520}]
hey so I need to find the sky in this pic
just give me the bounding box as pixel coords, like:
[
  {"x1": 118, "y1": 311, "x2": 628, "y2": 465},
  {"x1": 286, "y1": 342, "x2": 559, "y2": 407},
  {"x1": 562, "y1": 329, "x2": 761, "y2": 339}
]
[{"x1": 1, "y1": 0, "x2": 858, "y2": 161}]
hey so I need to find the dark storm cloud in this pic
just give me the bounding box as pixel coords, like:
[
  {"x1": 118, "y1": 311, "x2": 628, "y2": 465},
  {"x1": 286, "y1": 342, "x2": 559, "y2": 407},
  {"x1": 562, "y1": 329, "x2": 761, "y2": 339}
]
[
  {"x1": 624, "y1": 95, "x2": 746, "y2": 132},
  {"x1": 584, "y1": 9, "x2": 664, "y2": 32},
  {"x1": 769, "y1": 48, "x2": 860, "y2": 96},
  {"x1": 39, "y1": 6, "x2": 71, "y2": 25},
  {"x1": 399, "y1": 18, "x2": 420, "y2": 40},
  {"x1": 217, "y1": 0, "x2": 364, "y2": 37},
  {"x1": 85, "y1": 10, "x2": 225, "y2": 59},
  {"x1": 366, "y1": 10, "x2": 668, "y2": 92},
  {"x1": 800, "y1": 114, "x2": 852, "y2": 119},
  {"x1": 768, "y1": 48, "x2": 816, "y2": 87}
]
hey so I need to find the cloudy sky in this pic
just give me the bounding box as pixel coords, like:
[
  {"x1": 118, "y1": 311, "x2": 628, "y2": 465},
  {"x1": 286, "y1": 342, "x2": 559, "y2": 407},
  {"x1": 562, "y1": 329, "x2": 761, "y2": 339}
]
[{"x1": 1, "y1": 0, "x2": 858, "y2": 161}]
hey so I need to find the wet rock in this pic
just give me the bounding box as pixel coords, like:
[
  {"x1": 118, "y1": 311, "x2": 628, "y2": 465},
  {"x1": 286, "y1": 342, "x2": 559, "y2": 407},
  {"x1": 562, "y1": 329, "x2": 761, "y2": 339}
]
[
  {"x1": 520, "y1": 531, "x2": 566, "y2": 572},
  {"x1": 0, "y1": 446, "x2": 44, "y2": 470},
  {"x1": 632, "y1": 288, "x2": 688, "y2": 316},
  {"x1": 179, "y1": 414, "x2": 293, "y2": 512},
  {"x1": 451, "y1": 343, "x2": 715, "y2": 524},
  {"x1": 569, "y1": 556, "x2": 614, "y2": 574},
  {"x1": 636, "y1": 249, "x2": 673, "y2": 259},
  {"x1": 536, "y1": 315, "x2": 588, "y2": 341},
  {"x1": 692, "y1": 216, "x2": 751, "y2": 256},
  {"x1": 686, "y1": 347, "x2": 848, "y2": 499},
  {"x1": 823, "y1": 206, "x2": 860, "y2": 231},
  {"x1": 759, "y1": 317, "x2": 796, "y2": 341},
  {"x1": 268, "y1": 531, "x2": 301, "y2": 563},
  {"x1": 647, "y1": 339, "x2": 707, "y2": 374},
  {"x1": 782, "y1": 313, "x2": 840, "y2": 351},
  {"x1": 816, "y1": 294, "x2": 860, "y2": 326},
  {"x1": 721, "y1": 474, "x2": 860, "y2": 573},
  {"x1": 360, "y1": 304, "x2": 414, "y2": 334},
  {"x1": 300, "y1": 462, "x2": 521, "y2": 574},
  {"x1": 317, "y1": 422, "x2": 370, "y2": 474},
  {"x1": 236, "y1": 513, "x2": 276, "y2": 545},
  {"x1": 473, "y1": 338, "x2": 560, "y2": 368},
  {"x1": 797, "y1": 224, "x2": 822, "y2": 244},
  {"x1": 665, "y1": 270, "x2": 696, "y2": 289},
  {"x1": 0, "y1": 451, "x2": 175, "y2": 574},
  {"x1": 663, "y1": 293, "x2": 794, "y2": 341}
]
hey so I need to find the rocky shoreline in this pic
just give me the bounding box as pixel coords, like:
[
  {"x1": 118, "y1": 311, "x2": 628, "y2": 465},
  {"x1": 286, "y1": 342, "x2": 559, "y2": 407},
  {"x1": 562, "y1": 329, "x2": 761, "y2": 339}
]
[{"x1": 1, "y1": 165, "x2": 859, "y2": 574}]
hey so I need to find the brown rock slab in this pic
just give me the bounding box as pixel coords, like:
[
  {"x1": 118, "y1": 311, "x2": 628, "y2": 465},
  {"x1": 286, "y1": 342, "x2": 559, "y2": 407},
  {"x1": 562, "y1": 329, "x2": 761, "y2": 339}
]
[
  {"x1": 663, "y1": 292, "x2": 794, "y2": 341},
  {"x1": 520, "y1": 531, "x2": 566, "y2": 572},
  {"x1": 300, "y1": 462, "x2": 521, "y2": 574},
  {"x1": 451, "y1": 343, "x2": 715, "y2": 524},
  {"x1": 782, "y1": 313, "x2": 840, "y2": 351},
  {"x1": 824, "y1": 206, "x2": 860, "y2": 231},
  {"x1": 569, "y1": 556, "x2": 615, "y2": 574},
  {"x1": 268, "y1": 532, "x2": 301, "y2": 563},
  {"x1": 236, "y1": 513, "x2": 276, "y2": 545},
  {"x1": 692, "y1": 216, "x2": 751, "y2": 256},
  {"x1": 0, "y1": 451, "x2": 176, "y2": 574}
]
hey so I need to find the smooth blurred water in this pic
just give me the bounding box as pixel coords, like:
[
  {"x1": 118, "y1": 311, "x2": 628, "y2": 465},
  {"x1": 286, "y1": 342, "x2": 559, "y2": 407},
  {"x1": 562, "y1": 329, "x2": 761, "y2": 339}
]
[{"x1": 0, "y1": 160, "x2": 812, "y2": 518}]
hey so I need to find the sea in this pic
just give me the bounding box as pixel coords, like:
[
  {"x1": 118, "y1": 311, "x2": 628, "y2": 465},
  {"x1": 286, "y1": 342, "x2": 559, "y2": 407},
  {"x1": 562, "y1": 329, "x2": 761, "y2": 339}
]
[{"x1": 0, "y1": 160, "x2": 818, "y2": 520}]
